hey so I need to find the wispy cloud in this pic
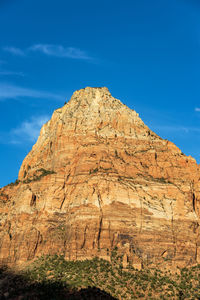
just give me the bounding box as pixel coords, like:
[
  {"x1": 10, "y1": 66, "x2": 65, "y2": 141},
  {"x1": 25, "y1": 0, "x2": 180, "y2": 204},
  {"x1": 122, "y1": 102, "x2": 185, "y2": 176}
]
[
  {"x1": 3, "y1": 44, "x2": 93, "y2": 60},
  {"x1": 0, "y1": 60, "x2": 24, "y2": 77},
  {"x1": 151, "y1": 125, "x2": 200, "y2": 134},
  {"x1": 0, "y1": 83, "x2": 63, "y2": 101},
  {"x1": 0, "y1": 71, "x2": 24, "y2": 76},
  {"x1": 29, "y1": 44, "x2": 91, "y2": 60},
  {"x1": 10, "y1": 115, "x2": 49, "y2": 144},
  {"x1": 3, "y1": 47, "x2": 25, "y2": 56},
  {"x1": 195, "y1": 107, "x2": 200, "y2": 112}
]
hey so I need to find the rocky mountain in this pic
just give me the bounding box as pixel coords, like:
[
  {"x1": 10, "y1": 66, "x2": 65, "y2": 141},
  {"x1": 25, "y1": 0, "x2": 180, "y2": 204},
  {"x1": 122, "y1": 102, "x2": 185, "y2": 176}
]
[{"x1": 0, "y1": 87, "x2": 199, "y2": 270}]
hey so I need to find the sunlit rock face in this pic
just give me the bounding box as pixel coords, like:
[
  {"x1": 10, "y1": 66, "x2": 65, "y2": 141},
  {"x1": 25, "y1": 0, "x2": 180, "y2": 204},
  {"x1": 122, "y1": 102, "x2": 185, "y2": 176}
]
[{"x1": 0, "y1": 87, "x2": 200, "y2": 269}]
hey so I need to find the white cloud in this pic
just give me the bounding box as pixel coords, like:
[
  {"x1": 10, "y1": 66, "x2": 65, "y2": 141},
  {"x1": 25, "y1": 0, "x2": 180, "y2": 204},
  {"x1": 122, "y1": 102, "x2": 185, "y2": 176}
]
[
  {"x1": 3, "y1": 44, "x2": 93, "y2": 60},
  {"x1": 195, "y1": 107, "x2": 200, "y2": 112},
  {"x1": 151, "y1": 125, "x2": 200, "y2": 133},
  {"x1": 11, "y1": 115, "x2": 49, "y2": 144},
  {"x1": 0, "y1": 83, "x2": 63, "y2": 101},
  {"x1": 29, "y1": 44, "x2": 92, "y2": 60},
  {"x1": 3, "y1": 47, "x2": 25, "y2": 56}
]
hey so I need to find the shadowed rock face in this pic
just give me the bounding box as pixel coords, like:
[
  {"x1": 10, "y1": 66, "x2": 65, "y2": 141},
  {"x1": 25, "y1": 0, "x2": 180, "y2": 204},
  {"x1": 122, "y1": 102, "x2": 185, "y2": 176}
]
[{"x1": 0, "y1": 87, "x2": 200, "y2": 269}]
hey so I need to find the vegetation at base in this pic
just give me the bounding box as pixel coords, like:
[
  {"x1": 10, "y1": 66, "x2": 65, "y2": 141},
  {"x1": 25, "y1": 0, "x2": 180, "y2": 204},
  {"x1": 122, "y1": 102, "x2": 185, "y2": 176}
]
[
  {"x1": 0, "y1": 266, "x2": 115, "y2": 300},
  {"x1": 1, "y1": 255, "x2": 200, "y2": 299}
]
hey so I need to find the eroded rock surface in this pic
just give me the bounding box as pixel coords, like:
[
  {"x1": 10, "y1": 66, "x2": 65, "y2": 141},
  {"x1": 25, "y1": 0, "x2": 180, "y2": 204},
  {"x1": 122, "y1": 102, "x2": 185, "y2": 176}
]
[{"x1": 0, "y1": 87, "x2": 200, "y2": 269}]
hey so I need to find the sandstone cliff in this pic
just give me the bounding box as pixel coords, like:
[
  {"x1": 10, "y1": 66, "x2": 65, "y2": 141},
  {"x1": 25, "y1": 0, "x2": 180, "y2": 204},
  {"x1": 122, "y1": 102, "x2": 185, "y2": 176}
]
[{"x1": 0, "y1": 87, "x2": 199, "y2": 269}]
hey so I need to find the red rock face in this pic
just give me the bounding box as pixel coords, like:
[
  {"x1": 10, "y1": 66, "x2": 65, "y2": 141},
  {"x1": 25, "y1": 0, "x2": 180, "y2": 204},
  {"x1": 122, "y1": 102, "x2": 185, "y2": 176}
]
[{"x1": 0, "y1": 87, "x2": 200, "y2": 269}]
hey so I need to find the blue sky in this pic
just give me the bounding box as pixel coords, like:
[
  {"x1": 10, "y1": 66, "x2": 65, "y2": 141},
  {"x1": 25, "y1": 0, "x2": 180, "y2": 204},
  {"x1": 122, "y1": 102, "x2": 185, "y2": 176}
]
[{"x1": 0, "y1": 0, "x2": 200, "y2": 187}]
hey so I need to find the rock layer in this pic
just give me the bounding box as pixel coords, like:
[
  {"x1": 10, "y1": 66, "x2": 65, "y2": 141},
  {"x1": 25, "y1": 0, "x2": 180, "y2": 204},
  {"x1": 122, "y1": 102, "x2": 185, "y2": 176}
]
[{"x1": 0, "y1": 87, "x2": 200, "y2": 269}]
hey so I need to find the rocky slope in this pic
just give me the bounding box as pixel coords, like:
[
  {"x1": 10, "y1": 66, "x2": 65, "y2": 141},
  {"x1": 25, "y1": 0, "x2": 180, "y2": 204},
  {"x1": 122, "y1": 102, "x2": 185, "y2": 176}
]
[{"x1": 0, "y1": 87, "x2": 199, "y2": 269}]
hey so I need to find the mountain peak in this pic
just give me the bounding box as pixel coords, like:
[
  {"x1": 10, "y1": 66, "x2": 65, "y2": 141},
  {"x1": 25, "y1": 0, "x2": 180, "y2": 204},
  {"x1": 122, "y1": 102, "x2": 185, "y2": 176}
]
[
  {"x1": 40, "y1": 86, "x2": 146, "y2": 142},
  {"x1": 17, "y1": 87, "x2": 162, "y2": 181},
  {"x1": 73, "y1": 86, "x2": 111, "y2": 96},
  {"x1": 71, "y1": 86, "x2": 111, "y2": 101},
  {"x1": 0, "y1": 87, "x2": 200, "y2": 270},
  {"x1": 68, "y1": 86, "x2": 123, "y2": 111}
]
